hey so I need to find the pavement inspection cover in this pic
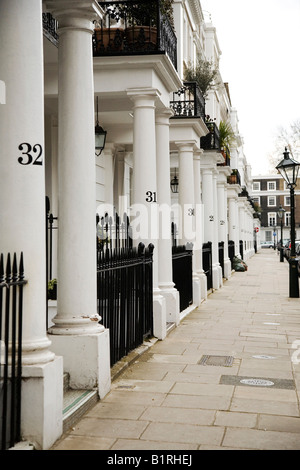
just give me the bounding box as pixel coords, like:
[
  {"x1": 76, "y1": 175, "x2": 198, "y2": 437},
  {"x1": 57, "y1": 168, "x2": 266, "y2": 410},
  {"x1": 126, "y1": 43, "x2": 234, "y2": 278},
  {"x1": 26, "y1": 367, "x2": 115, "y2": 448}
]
[
  {"x1": 199, "y1": 355, "x2": 234, "y2": 367},
  {"x1": 220, "y1": 375, "x2": 295, "y2": 389}
]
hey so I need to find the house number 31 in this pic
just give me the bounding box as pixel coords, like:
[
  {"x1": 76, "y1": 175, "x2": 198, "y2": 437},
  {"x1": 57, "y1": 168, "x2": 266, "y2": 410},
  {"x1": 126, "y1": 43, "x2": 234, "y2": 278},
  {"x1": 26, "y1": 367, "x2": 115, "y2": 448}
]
[{"x1": 18, "y1": 143, "x2": 43, "y2": 166}]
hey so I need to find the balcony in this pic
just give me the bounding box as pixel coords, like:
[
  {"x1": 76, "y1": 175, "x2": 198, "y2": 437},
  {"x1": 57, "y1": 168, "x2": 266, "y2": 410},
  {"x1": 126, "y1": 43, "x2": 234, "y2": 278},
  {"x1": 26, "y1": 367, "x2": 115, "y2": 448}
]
[
  {"x1": 93, "y1": 1, "x2": 177, "y2": 70},
  {"x1": 218, "y1": 146, "x2": 231, "y2": 167},
  {"x1": 227, "y1": 169, "x2": 241, "y2": 185},
  {"x1": 170, "y1": 82, "x2": 205, "y2": 120},
  {"x1": 200, "y1": 121, "x2": 220, "y2": 151}
]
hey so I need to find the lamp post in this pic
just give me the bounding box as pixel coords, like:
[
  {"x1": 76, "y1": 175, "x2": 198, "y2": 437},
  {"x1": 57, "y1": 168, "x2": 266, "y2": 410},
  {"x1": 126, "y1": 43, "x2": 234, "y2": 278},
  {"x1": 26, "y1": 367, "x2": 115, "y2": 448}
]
[
  {"x1": 277, "y1": 204, "x2": 286, "y2": 262},
  {"x1": 276, "y1": 148, "x2": 300, "y2": 297}
]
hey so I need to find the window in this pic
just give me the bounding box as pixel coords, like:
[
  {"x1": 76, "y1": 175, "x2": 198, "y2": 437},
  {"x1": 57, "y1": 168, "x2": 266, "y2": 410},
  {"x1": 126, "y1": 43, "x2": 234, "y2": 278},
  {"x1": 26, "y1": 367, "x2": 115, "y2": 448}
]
[
  {"x1": 267, "y1": 181, "x2": 276, "y2": 191},
  {"x1": 265, "y1": 231, "x2": 272, "y2": 241},
  {"x1": 268, "y1": 196, "x2": 276, "y2": 206},
  {"x1": 284, "y1": 196, "x2": 290, "y2": 206},
  {"x1": 285, "y1": 212, "x2": 291, "y2": 226},
  {"x1": 252, "y1": 182, "x2": 260, "y2": 191},
  {"x1": 252, "y1": 196, "x2": 260, "y2": 205},
  {"x1": 268, "y1": 212, "x2": 276, "y2": 226}
]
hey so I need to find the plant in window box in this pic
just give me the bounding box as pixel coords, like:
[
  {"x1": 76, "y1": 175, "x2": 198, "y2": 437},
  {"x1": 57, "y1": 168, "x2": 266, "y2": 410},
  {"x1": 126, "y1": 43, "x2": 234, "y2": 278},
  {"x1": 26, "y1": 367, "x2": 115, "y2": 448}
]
[{"x1": 48, "y1": 278, "x2": 57, "y2": 300}]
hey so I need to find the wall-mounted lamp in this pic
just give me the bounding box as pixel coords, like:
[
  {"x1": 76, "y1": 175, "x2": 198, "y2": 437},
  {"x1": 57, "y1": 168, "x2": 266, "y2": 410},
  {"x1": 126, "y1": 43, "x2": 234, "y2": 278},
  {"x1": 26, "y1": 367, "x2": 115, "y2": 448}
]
[
  {"x1": 170, "y1": 168, "x2": 179, "y2": 193},
  {"x1": 95, "y1": 96, "x2": 107, "y2": 156}
]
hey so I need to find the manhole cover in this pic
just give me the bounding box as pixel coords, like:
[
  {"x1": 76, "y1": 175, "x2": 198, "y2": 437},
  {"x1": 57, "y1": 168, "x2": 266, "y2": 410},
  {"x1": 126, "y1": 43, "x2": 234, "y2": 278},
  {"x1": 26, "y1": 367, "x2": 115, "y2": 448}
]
[
  {"x1": 240, "y1": 378, "x2": 274, "y2": 387},
  {"x1": 252, "y1": 355, "x2": 276, "y2": 360},
  {"x1": 199, "y1": 355, "x2": 234, "y2": 367},
  {"x1": 220, "y1": 375, "x2": 295, "y2": 390}
]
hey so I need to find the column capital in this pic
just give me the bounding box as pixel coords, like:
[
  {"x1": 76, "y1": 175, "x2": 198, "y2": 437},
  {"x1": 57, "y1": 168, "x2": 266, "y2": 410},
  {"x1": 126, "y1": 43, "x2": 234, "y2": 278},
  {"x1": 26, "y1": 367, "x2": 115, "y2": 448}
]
[
  {"x1": 175, "y1": 140, "x2": 196, "y2": 152},
  {"x1": 155, "y1": 108, "x2": 174, "y2": 123},
  {"x1": 193, "y1": 149, "x2": 203, "y2": 161},
  {"x1": 45, "y1": 0, "x2": 102, "y2": 17}
]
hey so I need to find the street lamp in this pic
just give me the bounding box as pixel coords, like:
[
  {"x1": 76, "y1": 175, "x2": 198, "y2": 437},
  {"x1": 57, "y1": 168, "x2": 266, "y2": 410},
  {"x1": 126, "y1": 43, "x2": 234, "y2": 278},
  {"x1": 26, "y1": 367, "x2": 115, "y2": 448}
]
[
  {"x1": 277, "y1": 204, "x2": 286, "y2": 262},
  {"x1": 276, "y1": 148, "x2": 300, "y2": 297}
]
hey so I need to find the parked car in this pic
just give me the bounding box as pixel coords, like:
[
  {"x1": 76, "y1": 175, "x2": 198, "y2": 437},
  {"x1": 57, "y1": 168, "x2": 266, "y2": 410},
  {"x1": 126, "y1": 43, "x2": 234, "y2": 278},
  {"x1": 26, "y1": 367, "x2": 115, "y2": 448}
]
[
  {"x1": 285, "y1": 240, "x2": 300, "y2": 260},
  {"x1": 261, "y1": 241, "x2": 274, "y2": 248}
]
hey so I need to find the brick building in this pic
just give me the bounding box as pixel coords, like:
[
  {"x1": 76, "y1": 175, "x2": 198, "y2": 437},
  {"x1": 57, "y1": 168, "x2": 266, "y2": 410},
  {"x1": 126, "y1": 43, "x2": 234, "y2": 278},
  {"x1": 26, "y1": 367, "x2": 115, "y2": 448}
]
[{"x1": 251, "y1": 174, "x2": 300, "y2": 245}]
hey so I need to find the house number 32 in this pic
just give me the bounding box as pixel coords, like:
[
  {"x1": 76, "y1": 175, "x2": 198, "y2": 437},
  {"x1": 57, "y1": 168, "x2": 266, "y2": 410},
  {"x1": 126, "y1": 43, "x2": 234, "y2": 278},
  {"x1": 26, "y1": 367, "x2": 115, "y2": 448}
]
[{"x1": 18, "y1": 143, "x2": 43, "y2": 166}]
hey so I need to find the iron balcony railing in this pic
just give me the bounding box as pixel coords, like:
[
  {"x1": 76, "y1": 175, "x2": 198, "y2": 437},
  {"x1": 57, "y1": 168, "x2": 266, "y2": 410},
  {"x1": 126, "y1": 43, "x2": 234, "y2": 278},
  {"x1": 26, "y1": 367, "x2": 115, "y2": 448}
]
[
  {"x1": 200, "y1": 121, "x2": 220, "y2": 151},
  {"x1": 228, "y1": 169, "x2": 241, "y2": 186},
  {"x1": 42, "y1": 12, "x2": 58, "y2": 45},
  {"x1": 93, "y1": 1, "x2": 177, "y2": 69},
  {"x1": 170, "y1": 82, "x2": 205, "y2": 120}
]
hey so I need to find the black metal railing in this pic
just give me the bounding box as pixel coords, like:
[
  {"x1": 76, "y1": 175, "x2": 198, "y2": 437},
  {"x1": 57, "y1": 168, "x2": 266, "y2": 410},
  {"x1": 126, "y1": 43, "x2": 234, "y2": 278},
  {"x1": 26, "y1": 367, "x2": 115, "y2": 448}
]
[
  {"x1": 202, "y1": 242, "x2": 212, "y2": 290},
  {"x1": 228, "y1": 240, "x2": 235, "y2": 269},
  {"x1": 93, "y1": 1, "x2": 177, "y2": 69},
  {"x1": 170, "y1": 82, "x2": 205, "y2": 120},
  {"x1": 218, "y1": 241, "x2": 224, "y2": 278},
  {"x1": 42, "y1": 12, "x2": 58, "y2": 45},
  {"x1": 172, "y1": 244, "x2": 193, "y2": 312},
  {"x1": 239, "y1": 240, "x2": 244, "y2": 260},
  {"x1": 0, "y1": 253, "x2": 27, "y2": 450},
  {"x1": 96, "y1": 212, "x2": 153, "y2": 366},
  {"x1": 200, "y1": 121, "x2": 220, "y2": 151}
]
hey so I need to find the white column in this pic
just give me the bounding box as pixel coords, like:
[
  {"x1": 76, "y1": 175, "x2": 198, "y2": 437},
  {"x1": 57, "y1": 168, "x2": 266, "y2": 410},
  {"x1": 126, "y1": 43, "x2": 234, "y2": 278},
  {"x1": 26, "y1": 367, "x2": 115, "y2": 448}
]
[
  {"x1": 0, "y1": 0, "x2": 63, "y2": 449},
  {"x1": 177, "y1": 141, "x2": 196, "y2": 245},
  {"x1": 217, "y1": 169, "x2": 232, "y2": 279},
  {"x1": 128, "y1": 89, "x2": 166, "y2": 340},
  {"x1": 46, "y1": 0, "x2": 110, "y2": 399},
  {"x1": 193, "y1": 150, "x2": 207, "y2": 302},
  {"x1": 228, "y1": 188, "x2": 240, "y2": 257},
  {"x1": 201, "y1": 166, "x2": 220, "y2": 289},
  {"x1": 156, "y1": 110, "x2": 179, "y2": 325},
  {"x1": 212, "y1": 170, "x2": 222, "y2": 288}
]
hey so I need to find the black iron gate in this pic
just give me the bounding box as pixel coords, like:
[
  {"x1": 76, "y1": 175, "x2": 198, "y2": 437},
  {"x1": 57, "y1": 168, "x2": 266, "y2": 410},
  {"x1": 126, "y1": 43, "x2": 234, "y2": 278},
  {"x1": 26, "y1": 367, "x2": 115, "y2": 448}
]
[
  {"x1": 202, "y1": 242, "x2": 212, "y2": 290},
  {"x1": 172, "y1": 243, "x2": 193, "y2": 312},
  {"x1": 96, "y1": 212, "x2": 153, "y2": 366},
  {"x1": 228, "y1": 240, "x2": 235, "y2": 269},
  {"x1": 0, "y1": 253, "x2": 26, "y2": 450},
  {"x1": 218, "y1": 241, "x2": 224, "y2": 278}
]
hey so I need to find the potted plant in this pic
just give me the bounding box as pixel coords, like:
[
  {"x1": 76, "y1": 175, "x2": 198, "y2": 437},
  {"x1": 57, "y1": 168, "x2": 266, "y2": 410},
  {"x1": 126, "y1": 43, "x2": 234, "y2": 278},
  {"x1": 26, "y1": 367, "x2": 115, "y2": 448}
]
[
  {"x1": 219, "y1": 120, "x2": 236, "y2": 152},
  {"x1": 125, "y1": 0, "x2": 174, "y2": 50},
  {"x1": 184, "y1": 55, "x2": 220, "y2": 99},
  {"x1": 48, "y1": 278, "x2": 57, "y2": 300}
]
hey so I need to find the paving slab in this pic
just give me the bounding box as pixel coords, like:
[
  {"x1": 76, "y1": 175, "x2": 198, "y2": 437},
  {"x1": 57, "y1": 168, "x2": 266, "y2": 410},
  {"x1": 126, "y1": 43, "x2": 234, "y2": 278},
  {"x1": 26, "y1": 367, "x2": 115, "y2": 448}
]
[{"x1": 52, "y1": 250, "x2": 300, "y2": 451}]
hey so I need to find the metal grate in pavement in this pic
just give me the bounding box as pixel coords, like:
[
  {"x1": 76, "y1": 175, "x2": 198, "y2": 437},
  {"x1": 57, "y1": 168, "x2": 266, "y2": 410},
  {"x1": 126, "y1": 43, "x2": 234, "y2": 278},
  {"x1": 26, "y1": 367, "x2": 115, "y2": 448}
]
[{"x1": 199, "y1": 355, "x2": 234, "y2": 367}]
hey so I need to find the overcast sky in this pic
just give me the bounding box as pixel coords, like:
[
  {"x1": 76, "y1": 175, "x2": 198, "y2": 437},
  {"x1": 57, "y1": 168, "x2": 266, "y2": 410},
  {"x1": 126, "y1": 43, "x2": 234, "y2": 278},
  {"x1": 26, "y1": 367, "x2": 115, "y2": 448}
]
[{"x1": 200, "y1": 0, "x2": 300, "y2": 176}]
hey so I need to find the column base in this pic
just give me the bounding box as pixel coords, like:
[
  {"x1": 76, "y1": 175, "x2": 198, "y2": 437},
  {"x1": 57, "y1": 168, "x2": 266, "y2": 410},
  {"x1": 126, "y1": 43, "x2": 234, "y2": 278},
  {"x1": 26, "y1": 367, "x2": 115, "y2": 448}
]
[
  {"x1": 153, "y1": 289, "x2": 167, "y2": 340},
  {"x1": 192, "y1": 274, "x2": 201, "y2": 307},
  {"x1": 158, "y1": 283, "x2": 180, "y2": 325},
  {"x1": 212, "y1": 264, "x2": 222, "y2": 289},
  {"x1": 224, "y1": 258, "x2": 232, "y2": 279},
  {"x1": 48, "y1": 329, "x2": 111, "y2": 399},
  {"x1": 21, "y1": 356, "x2": 63, "y2": 450},
  {"x1": 196, "y1": 270, "x2": 208, "y2": 301}
]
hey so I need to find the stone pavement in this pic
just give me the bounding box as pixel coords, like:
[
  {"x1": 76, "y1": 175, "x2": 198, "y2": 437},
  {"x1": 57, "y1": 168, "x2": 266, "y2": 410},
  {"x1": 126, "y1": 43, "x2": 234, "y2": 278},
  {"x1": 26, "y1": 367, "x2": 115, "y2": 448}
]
[{"x1": 52, "y1": 249, "x2": 300, "y2": 450}]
